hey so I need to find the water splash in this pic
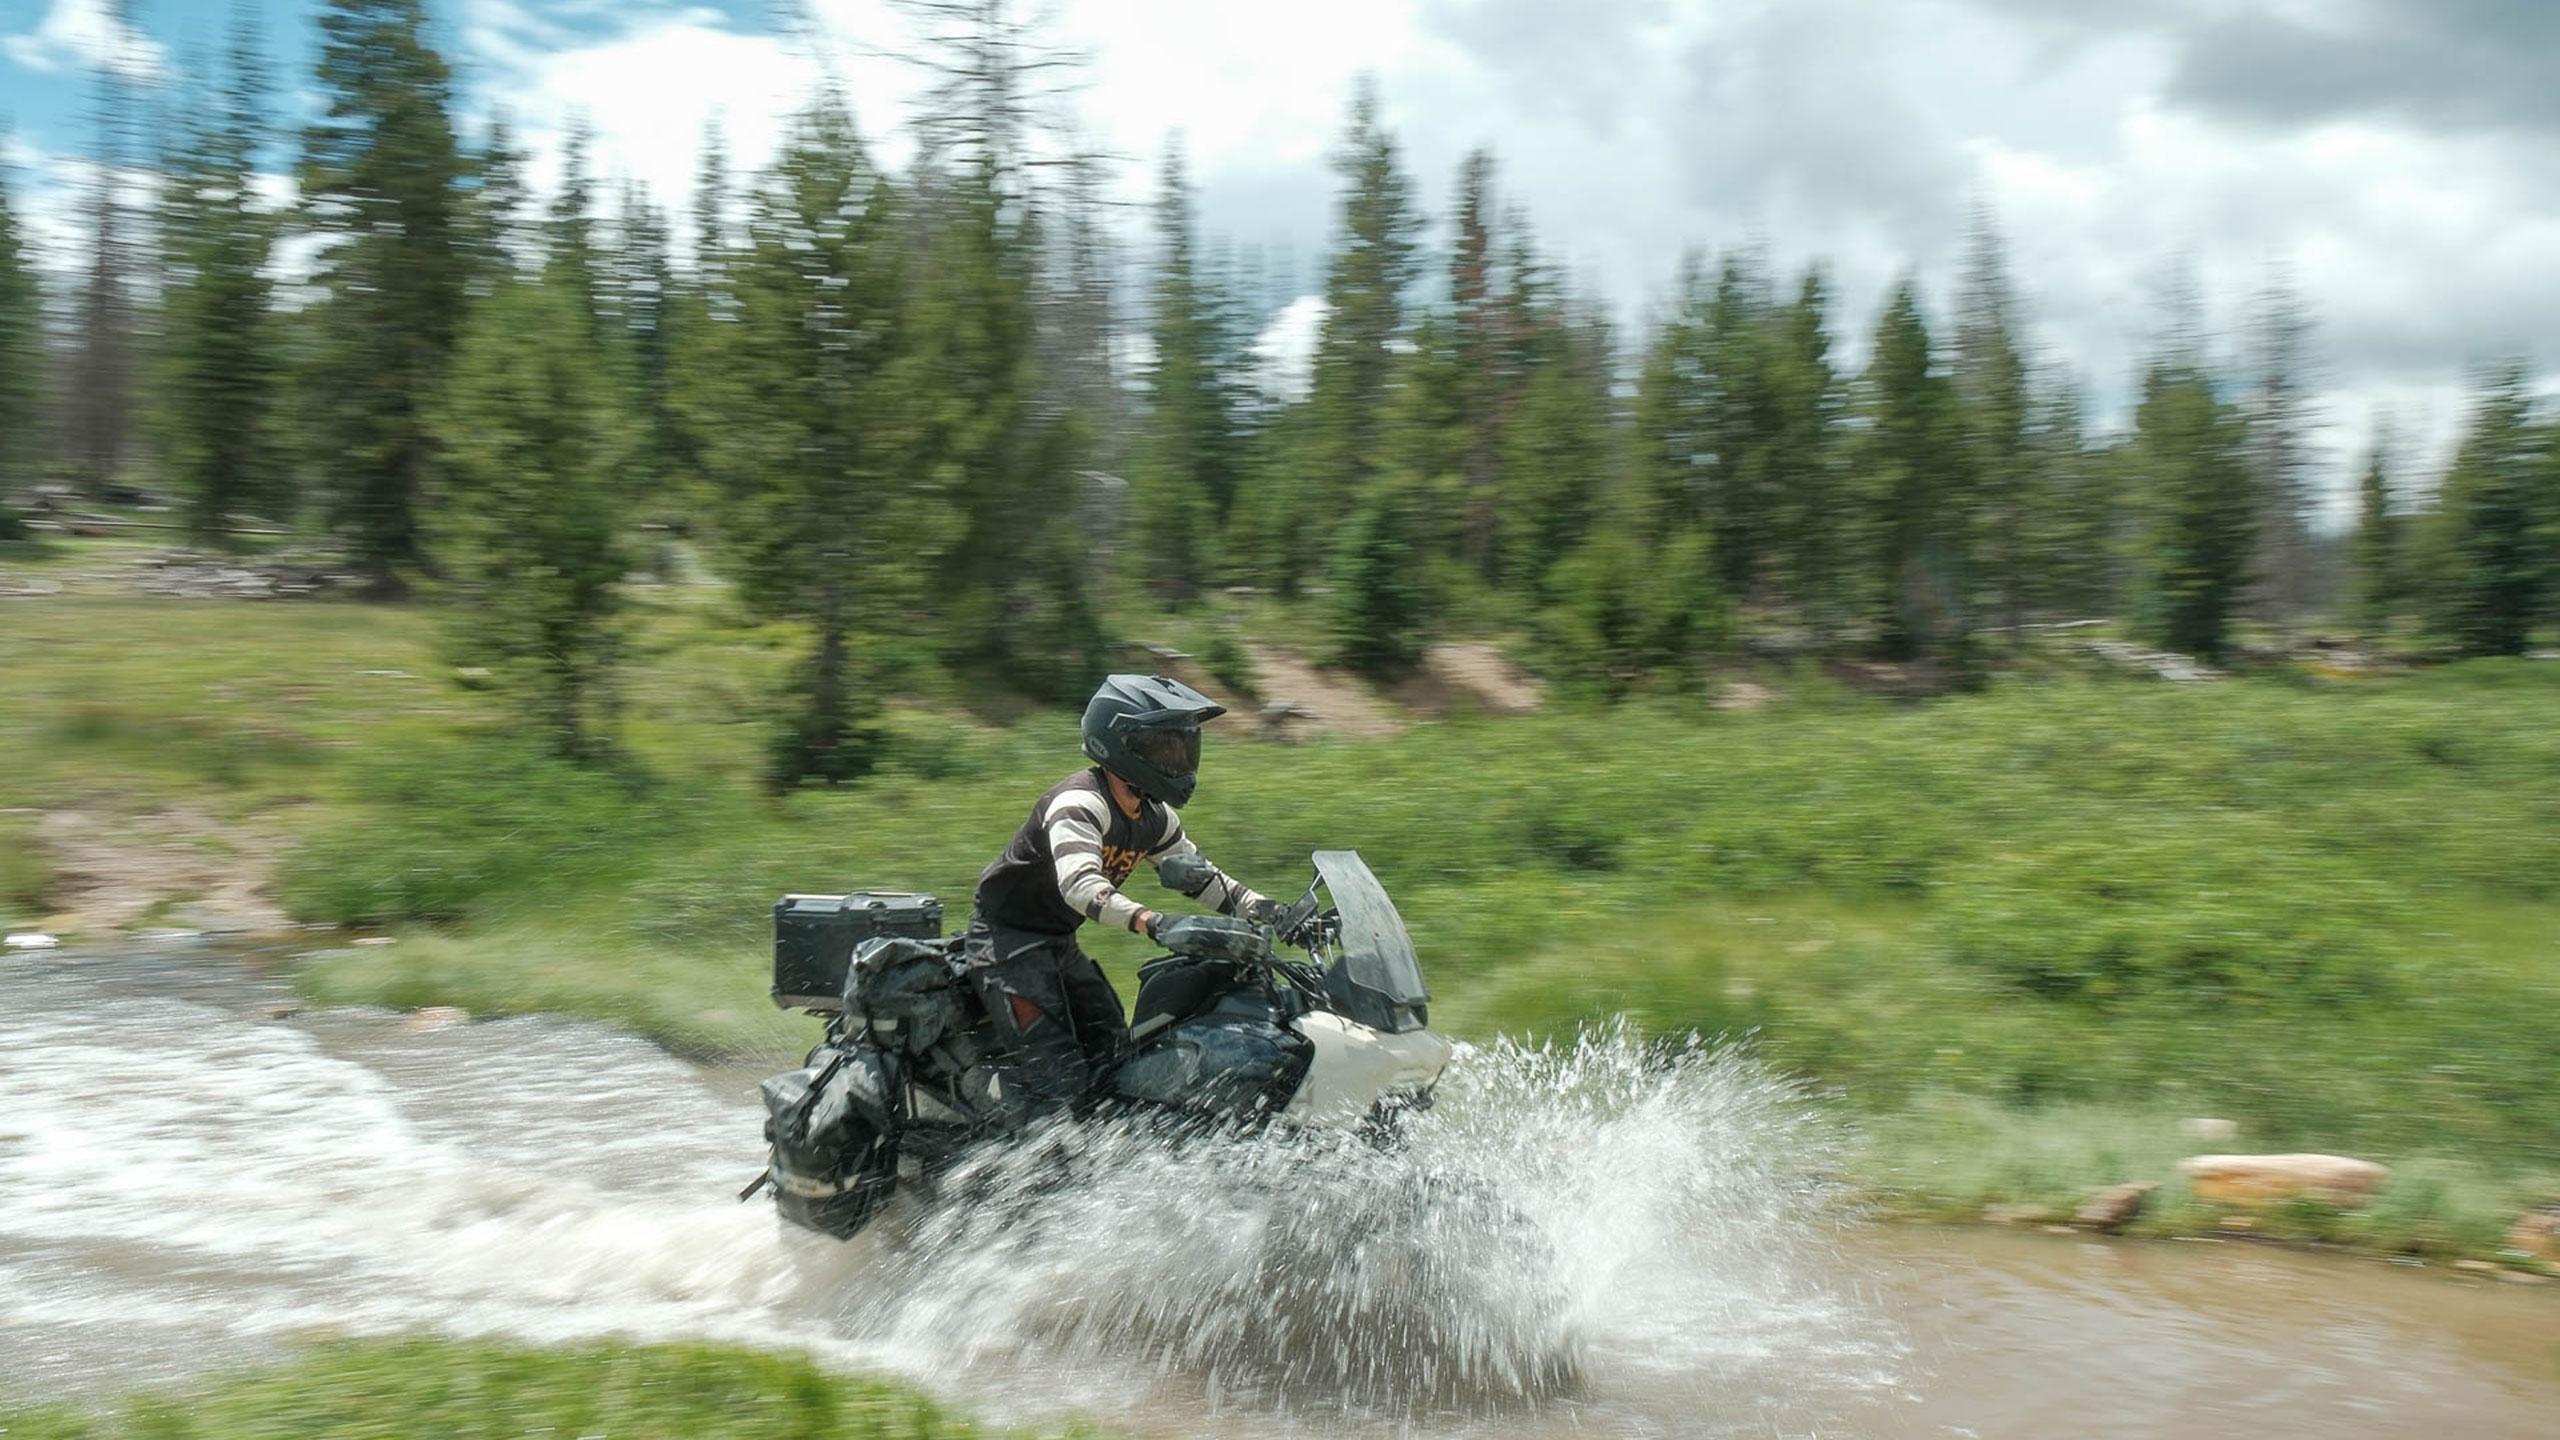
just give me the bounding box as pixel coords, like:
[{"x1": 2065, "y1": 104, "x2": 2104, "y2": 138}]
[
  {"x1": 839, "y1": 1021, "x2": 1888, "y2": 1423},
  {"x1": 0, "y1": 956, "x2": 1894, "y2": 1434}
]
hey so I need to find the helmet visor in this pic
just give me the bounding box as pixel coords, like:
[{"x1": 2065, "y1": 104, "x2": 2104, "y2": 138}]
[{"x1": 1128, "y1": 725, "x2": 1201, "y2": 778}]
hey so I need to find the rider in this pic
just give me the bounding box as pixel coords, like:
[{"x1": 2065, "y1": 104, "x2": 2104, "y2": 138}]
[{"x1": 964, "y1": 673, "x2": 1279, "y2": 1113}]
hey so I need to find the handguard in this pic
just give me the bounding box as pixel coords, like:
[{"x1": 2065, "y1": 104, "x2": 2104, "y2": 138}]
[{"x1": 1152, "y1": 913, "x2": 1271, "y2": 964}]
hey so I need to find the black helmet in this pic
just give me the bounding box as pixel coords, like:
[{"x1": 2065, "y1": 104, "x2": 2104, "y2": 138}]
[{"x1": 1082, "y1": 674, "x2": 1225, "y2": 809}]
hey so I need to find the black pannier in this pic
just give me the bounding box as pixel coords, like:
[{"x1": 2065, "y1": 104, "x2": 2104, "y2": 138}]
[
  {"x1": 761, "y1": 1044, "x2": 902, "y2": 1238},
  {"x1": 771, "y1": 892, "x2": 943, "y2": 1010}
]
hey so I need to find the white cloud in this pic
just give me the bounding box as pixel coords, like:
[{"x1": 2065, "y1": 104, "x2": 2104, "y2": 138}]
[
  {"x1": 1250, "y1": 296, "x2": 1327, "y2": 403},
  {"x1": 4, "y1": 0, "x2": 166, "y2": 81},
  {"x1": 466, "y1": 6, "x2": 893, "y2": 251},
  {"x1": 470, "y1": 0, "x2": 2559, "y2": 514}
]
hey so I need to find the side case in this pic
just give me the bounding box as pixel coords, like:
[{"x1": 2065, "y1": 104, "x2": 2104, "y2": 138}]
[{"x1": 772, "y1": 892, "x2": 944, "y2": 1010}]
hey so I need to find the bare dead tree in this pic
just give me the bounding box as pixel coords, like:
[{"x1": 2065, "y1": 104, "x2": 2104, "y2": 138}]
[
  {"x1": 2246, "y1": 265, "x2": 2318, "y2": 629},
  {"x1": 72, "y1": 0, "x2": 155, "y2": 496}
]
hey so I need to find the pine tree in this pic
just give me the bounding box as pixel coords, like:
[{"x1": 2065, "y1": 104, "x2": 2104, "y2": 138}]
[
  {"x1": 906, "y1": 158, "x2": 1100, "y2": 701},
  {"x1": 1328, "y1": 481, "x2": 1428, "y2": 676},
  {"x1": 2432, "y1": 363, "x2": 2544, "y2": 657},
  {"x1": 1701, "y1": 255, "x2": 1779, "y2": 607},
  {"x1": 1769, "y1": 267, "x2": 1845, "y2": 640},
  {"x1": 159, "y1": 10, "x2": 283, "y2": 546},
  {"x1": 300, "y1": 0, "x2": 469, "y2": 595},
  {"x1": 1630, "y1": 251, "x2": 1792, "y2": 623},
  {"x1": 1496, "y1": 291, "x2": 1611, "y2": 601},
  {"x1": 2349, "y1": 425, "x2": 2399, "y2": 641},
  {"x1": 1303, "y1": 77, "x2": 1420, "y2": 561},
  {"x1": 1954, "y1": 210, "x2": 2036, "y2": 641},
  {"x1": 1130, "y1": 137, "x2": 1231, "y2": 602},
  {"x1": 434, "y1": 266, "x2": 632, "y2": 760},
  {"x1": 1543, "y1": 518, "x2": 1721, "y2": 698},
  {"x1": 1374, "y1": 309, "x2": 1467, "y2": 568},
  {"x1": 546, "y1": 118, "x2": 604, "y2": 338},
  {"x1": 1861, "y1": 280, "x2": 1969, "y2": 659},
  {"x1": 2132, "y1": 357, "x2": 2255, "y2": 662},
  {"x1": 462, "y1": 110, "x2": 532, "y2": 294},
  {"x1": 1632, "y1": 254, "x2": 1716, "y2": 538},
  {"x1": 0, "y1": 154, "x2": 42, "y2": 526},
  {"x1": 895, "y1": 0, "x2": 1105, "y2": 700},
  {"x1": 661, "y1": 120, "x2": 730, "y2": 520},
  {"x1": 699, "y1": 97, "x2": 911, "y2": 785},
  {"x1": 1449, "y1": 149, "x2": 1504, "y2": 578},
  {"x1": 2033, "y1": 377, "x2": 2115, "y2": 618},
  {"x1": 607, "y1": 178, "x2": 683, "y2": 508}
]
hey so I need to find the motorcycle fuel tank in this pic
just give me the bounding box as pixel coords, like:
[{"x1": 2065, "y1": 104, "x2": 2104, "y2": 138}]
[{"x1": 1280, "y1": 1010, "x2": 1455, "y2": 1127}]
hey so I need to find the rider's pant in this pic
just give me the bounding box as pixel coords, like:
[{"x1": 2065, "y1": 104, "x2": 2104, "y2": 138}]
[{"x1": 961, "y1": 916, "x2": 1127, "y2": 1113}]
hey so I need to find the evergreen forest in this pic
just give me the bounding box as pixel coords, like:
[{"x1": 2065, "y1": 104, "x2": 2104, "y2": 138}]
[{"x1": 4, "y1": 1, "x2": 2554, "y2": 779}]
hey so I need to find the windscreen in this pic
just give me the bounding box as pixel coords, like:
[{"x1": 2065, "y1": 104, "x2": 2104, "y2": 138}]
[{"x1": 1312, "y1": 850, "x2": 1429, "y2": 1028}]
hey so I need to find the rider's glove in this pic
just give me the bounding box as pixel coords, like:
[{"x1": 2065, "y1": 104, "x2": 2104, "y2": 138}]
[
  {"x1": 1157, "y1": 853, "x2": 1219, "y2": 898},
  {"x1": 1152, "y1": 913, "x2": 1271, "y2": 964}
]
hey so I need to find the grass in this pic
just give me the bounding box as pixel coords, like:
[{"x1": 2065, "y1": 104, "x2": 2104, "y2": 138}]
[
  {"x1": 0, "y1": 1335, "x2": 1094, "y2": 1439},
  {"x1": 0, "y1": 811, "x2": 47, "y2": 930},
  {"x1": 7, "y1": 540, "x2": 2560, "y2": 1259}
]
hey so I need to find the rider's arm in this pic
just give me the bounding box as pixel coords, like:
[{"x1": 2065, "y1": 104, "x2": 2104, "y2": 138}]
[
  {"x1": 1043, "y1": 788, "x2": 1159, "y2": 936},
  {"x1": 1148, "y1": 823, "x2": 1269, "y2": 919}
]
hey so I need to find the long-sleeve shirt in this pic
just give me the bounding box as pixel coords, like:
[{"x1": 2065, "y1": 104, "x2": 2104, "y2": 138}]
[{"x1": 972, "y1": 767, "x2": 1265, "y2": 938}]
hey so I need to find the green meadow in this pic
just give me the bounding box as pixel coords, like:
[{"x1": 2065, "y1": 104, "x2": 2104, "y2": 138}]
[{"x1": 6, "y1": 539, "x2": 2558, "y2": 1253}]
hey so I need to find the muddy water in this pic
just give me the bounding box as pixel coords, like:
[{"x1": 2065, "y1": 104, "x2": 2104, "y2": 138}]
[{"x1": 3, "y1": 941, "x2": 2555, "y2": 1437}]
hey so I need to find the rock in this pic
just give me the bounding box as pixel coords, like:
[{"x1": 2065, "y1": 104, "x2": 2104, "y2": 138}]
[
  {"x1": 1982, "y1": 1202, "x2": 2050, "y2": 1227},
  {"x1": 2085, "y1": 638, "x2": 2220, "y2": 683},
  {"x1": 2453, "y1": 1259, "x2": 2499, "y2": 1275},
  {"x1": 2505, "y1": 1207, "x2": 2560, "y2": 1263},
  {"x1": 1259, "y1": 699, "x2": 1318, "y2": 742},
  {"x1": 351, "y1": 935, "x2": 398, "y2": 947},
  {"x1": 2178, "y1": 1153, "x2": 2391, "y2": 1208},
  {"x1": 1712, "y1": 680, "x2": 1776, "y2": 712},
  {"x1": 2075, "y1": 1181, "x2": 2157, "y2": 1233},
  {"x1": 2216, "y1": 1215, "x2": 2256, "y2": 1233},
  {"x1": 451, "y1": 666, "x2": 496, "y2": 690},
  {"x1": 4, "y1": 932, "x2": 61, "y2": 950},
  {"x1": 400, "y1": 1006, "x2": 469, "y2": 1033},
  {"x1": 2497, "y1": 1269, "x2": 2549, "y2": 1285},
  {"x1": 256, "y1": 999, "x2": 302, "y2": 1021},
  {"x1": 2178, "y1": 1117, "x2": 2240, "y2": 1143}
]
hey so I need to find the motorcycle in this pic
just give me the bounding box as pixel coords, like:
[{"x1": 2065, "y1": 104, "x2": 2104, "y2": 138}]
[{"x1": 753, "y1": 850, "x2": 1455, "y2": 1241}]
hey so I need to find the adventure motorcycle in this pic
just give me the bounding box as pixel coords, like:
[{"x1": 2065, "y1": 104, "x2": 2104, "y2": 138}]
[{"x1": 752, "y1": 850, "x2": 1455, "y2": 1241}]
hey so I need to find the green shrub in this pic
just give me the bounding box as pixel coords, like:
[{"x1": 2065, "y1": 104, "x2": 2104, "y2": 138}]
[
  {"x1": 0, "y1": 812, "x2": 48, "y2": 926},
  {"x1": 1929, "y1": 827, "x2": 2399, "y2": 1008},
  {"x1": 278, "y1": 736, "x2": 674, "y2": 924},
  {"x1": 1200, "y1": 630, "x2": 1259, "y2": 700}
]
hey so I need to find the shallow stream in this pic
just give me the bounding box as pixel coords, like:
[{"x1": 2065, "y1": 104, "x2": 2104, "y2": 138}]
[{"x1": 3, "y1": 941, "x2": 2554, "y2": 1436}]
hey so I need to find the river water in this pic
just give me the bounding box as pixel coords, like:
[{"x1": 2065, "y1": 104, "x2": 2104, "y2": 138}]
[{"x1": 3, "y1": 941, "x2": 2554, "y2": 1437}]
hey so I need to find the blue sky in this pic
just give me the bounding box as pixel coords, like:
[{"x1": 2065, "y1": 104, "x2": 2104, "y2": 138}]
[{"x1": 7, "y1": 0, "x2": 2559, "y2": 513}]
